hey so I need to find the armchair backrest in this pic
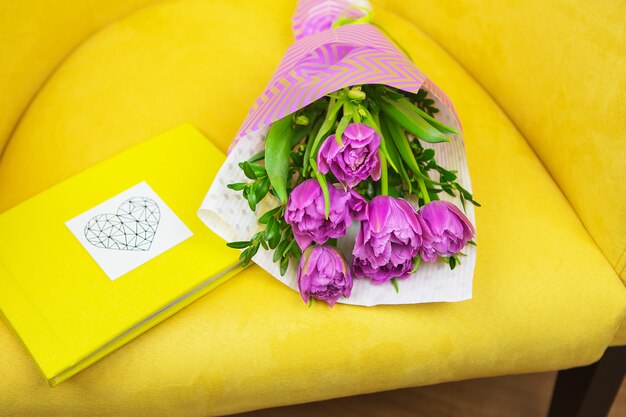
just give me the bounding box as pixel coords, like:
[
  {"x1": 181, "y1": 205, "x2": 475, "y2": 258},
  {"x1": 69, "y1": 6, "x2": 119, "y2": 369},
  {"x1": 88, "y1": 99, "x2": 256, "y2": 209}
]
[
  {"x1": 0, "y1": 0, "x2": 163, "y2": 153},
  {"x1": 379, "y1": 0, "x2": 626, "y2": 280}
]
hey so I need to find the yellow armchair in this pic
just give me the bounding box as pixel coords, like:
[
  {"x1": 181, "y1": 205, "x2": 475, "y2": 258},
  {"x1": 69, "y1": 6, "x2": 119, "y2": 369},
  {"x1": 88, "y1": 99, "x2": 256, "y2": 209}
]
[{"x1": 0, "y1": 0, "x2": 624, "y2": 416}]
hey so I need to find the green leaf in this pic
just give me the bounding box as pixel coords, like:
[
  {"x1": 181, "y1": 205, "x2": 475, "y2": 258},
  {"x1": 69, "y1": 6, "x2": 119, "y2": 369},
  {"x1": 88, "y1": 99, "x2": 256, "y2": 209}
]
[
  {"x1": 264, "y1": 217, "x2": 277, "y2": 241},
  {"x1": 417, "y1": 149, "x2": 435, "y2": 161},
  {"x1": 308, "y1": 297, "x2": 314, "y2": 308},
  {"x1": 380, "y1": 98, "x2": 450, "y2": 143},
  {"x1": 256, "y1": 177, "x2": 271, "y2": 201},
  {"x1": 381, "y1": 112, "x2": 421, "y2": 177},
  {"x1": 455, "y1": 183, "x2": 481, "y2": 207},
  {"x1": 269, "y1": 221, "x2": 281, "y2": 249},
  {"x1": 391, "y1": 277, "x2": 399, "y2": 293},
  {"x1": 280, "y1": 257, "x2": 289, "y2": 276},
  {"x1": 449, "y1": 256, "x2": 457, "y2": 270},
  {"x1": 226, "y1": 241, "x2": 251, "y2": 249},
  {"x1": 273, "y1": 239, "x2": 289, "y2": 263},
  {"x1": 248, "y1": 163, "x2": 267, "y2": 178},
  {"x1": 248, "y1": 124, "x2": 310, "y2": 164},
  {"x1": 388, "y1": 186, "x2": 401, "y2": 198},
  {"x1": 379, "y1": 115, "x2": 411, "y2": 193},
  {"x1": 282, "y1": 239, "x2": 296, "y2": 258},
  {"x1": 398, "y1": 98, "x2": 459, "y2": 135},
  {"x1": 241, "y1": 242, "x2": 260, "y2": 267},
  {"x1": 411, "y1": 256, "x2": 421, "y2": 273},
  {"x1": 247, "y1": 183, "x2": 258, "y2": 211},
  {"x1": 240, "y1": 161, "x2": 257, "y2": 179},
  {"x1": 265, "y1": 115, "x2": 294, "y2": 203},
  {"x1": 290, "y1": 242, "x2": 302, "y2": 260},
  {"x1": 438, "y1": 167, "x2": 457, "y2": 182},
  {"x1": 380, "y1": 85, "x2": 405, "y2": 100},
  {"x1": 248, "y1": 243, "x2": 259, "y2": 259},
  {"x1": 258, "y1": 206, "x2": 280, "y2": 224},
  {"x1": 226, "y1": 182, "x2": 247, "y2": 191}
]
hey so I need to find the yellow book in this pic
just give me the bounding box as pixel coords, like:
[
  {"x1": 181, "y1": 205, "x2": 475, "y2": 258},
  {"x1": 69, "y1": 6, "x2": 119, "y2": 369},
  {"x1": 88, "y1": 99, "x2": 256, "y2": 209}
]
[{"x1": 0, "y1": 124, "x2": 243, "y2": 386}]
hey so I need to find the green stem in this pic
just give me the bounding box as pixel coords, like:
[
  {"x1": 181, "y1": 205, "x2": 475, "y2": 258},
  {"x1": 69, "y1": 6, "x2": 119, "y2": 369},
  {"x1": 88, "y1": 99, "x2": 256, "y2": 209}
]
[
  {"x1": 352, "y1": 104, "x2": 362, "y2": 123},
  {"x1": 414, "y1": 168, "x2": 446, "y2": 186},
  {"x1": 417, "y1": 175, "x2": 430, "y2": 204},
  {"x1": 309, "y1": 97, "x2": 344, "y2": 157},
  {"x1": 309, "y1": 159, "x2": 331, "y2": 219},
  {"x1": 380, "y1": 149, "x2": 388, "y2": 195},
  {"x1": 303, "y1": 117, "x2": 322, "y2": 175},
  {"x1": 284, "y1": 238, "x2": 296, "y2": 255}
]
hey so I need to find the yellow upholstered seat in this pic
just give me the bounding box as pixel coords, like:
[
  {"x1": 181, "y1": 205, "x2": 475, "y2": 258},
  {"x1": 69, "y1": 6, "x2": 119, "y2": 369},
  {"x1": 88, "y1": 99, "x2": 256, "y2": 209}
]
[
  {"x1": 380, "y1": 0, "x2": 626, "y2": 344},
  {"x1": 0, "y1": 0, "x2": 624, "y2": 415}
]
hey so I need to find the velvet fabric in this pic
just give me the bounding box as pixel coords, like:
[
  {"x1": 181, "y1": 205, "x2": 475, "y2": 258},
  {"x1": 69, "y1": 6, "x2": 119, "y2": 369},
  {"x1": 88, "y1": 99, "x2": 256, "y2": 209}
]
[{"x1": 380, "y1": 0, "x2": 626, "y2": 283}]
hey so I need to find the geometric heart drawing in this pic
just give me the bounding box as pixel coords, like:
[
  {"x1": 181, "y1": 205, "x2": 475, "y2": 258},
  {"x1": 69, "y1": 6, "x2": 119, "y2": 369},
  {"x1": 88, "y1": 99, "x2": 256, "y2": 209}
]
[{"x1": 84, "y1": 197, "x2": 160, "y2": 251}]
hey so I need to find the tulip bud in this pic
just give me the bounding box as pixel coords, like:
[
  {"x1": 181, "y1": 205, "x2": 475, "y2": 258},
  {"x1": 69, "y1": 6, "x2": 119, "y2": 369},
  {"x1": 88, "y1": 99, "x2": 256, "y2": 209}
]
[
  {"x1": 348, "y1": 86, "x2": 366, "y2": 101},
  {"x1": 317, "y1": 123, "x2": 381, "y2": 188},
  {"x1": 295, "y1": 114, "x2": 310, "y2": 125},
  {"x1": 418, "y1": 201, "x2": 475, "y2": 262},
  {"x1": 298, "y1": 245, "x2": 353, "y2": 307},
  {"x1": 353, "y1": 196, "x2": 423, "y2": 284},
  {"x1": 285, "y1": 179, "x2": 366, "y2": 250}
]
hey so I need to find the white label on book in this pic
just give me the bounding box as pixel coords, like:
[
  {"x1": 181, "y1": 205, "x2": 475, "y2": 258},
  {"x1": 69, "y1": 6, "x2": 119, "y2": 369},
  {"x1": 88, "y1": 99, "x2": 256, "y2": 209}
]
[{"x1": 66, "y1": 181, "x2": 193, "y2": 280}]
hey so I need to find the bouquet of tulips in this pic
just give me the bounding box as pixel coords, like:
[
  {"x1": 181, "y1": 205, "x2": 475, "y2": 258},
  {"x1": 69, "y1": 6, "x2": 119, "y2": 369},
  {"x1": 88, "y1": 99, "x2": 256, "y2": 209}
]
[
  {"x1": 200, "y1": 0, "x2": 478, "y2": 307},
  {"x1": 227, "y1": 83, "x2": 478, "y2": 306}
]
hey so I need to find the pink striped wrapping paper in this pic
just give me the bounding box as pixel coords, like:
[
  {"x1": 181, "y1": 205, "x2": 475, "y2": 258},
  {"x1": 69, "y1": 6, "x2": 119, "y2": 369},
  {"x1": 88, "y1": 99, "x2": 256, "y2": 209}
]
[
  {"x1": 199, "y1": 6, "x2": 476, "y2": 306},
  {"x1": 231, "y1": 23, "x2": 460, "y2": 149}
]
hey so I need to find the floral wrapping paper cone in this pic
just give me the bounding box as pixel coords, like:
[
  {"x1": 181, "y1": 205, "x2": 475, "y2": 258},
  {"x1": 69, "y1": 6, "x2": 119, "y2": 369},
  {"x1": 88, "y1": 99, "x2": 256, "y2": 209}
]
[{"x1": 199, "y1": 0, "x2": 477, "y2": 306}]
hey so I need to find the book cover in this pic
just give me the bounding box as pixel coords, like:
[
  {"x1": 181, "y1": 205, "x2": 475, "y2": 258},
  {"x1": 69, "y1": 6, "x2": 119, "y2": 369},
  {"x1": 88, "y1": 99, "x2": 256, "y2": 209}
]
[{"x1": 0, "y1": 124, "x2": 243, "y2": 386}]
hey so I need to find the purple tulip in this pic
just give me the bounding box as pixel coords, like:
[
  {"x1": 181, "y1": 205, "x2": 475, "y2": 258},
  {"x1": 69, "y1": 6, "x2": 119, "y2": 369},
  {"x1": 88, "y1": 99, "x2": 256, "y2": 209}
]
[
  {"x1": 352, "y1": 196, "x2": 422, "y2": 284},
  {"x1": 298, "y1": 245, "x2": 353, "y2": 307},
  {"x1": 317, "y1": 123, "x2": 381, "y2": 188},
  {"x1": 418, "y1": 201, "x2": 475, "y2": 262},
  {"x1": 285, "y1": 179, "x2": 366, "y2": 250}
]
